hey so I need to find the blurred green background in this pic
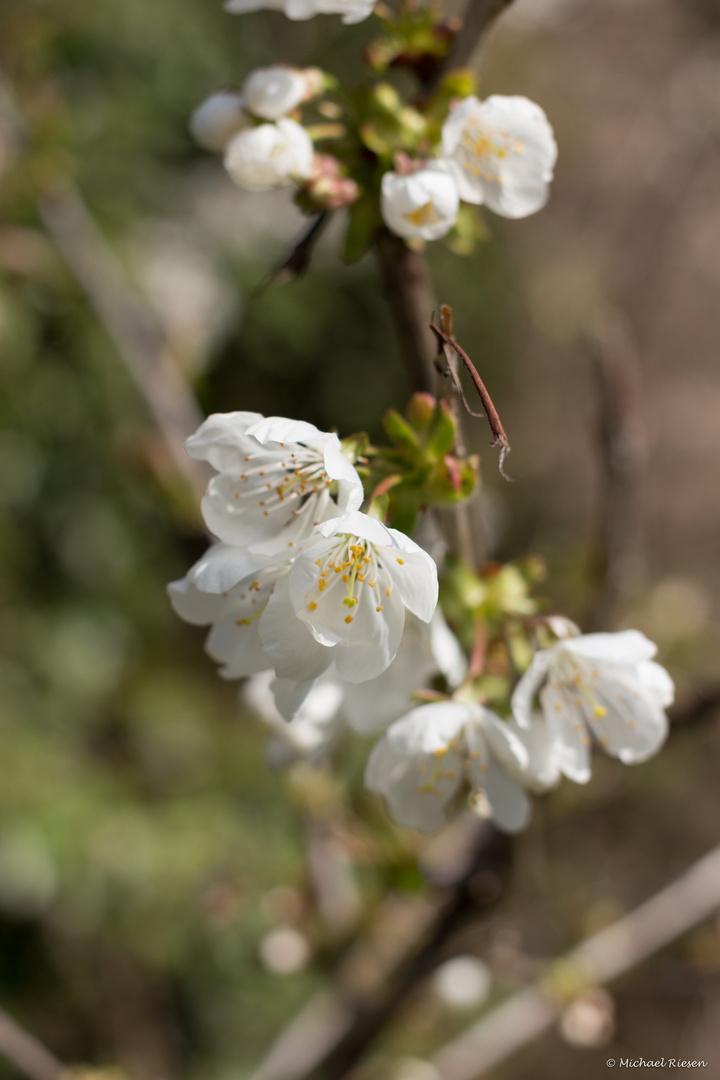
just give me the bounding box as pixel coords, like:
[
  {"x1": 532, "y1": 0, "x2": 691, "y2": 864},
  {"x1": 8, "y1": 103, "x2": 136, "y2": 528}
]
[{"x1": 1, "y1": 0, "x2": 720, "y2": 1077}]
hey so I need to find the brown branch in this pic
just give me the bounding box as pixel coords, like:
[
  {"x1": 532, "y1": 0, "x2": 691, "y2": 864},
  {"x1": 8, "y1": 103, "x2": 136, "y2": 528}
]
[
  {"x1": 423, "y1": 0, "x2": 516, "y2": 95},
  {"x1": 430, "y1": 319, "x2": 512, "y2": 479},
  {"x1": 0, "y1": 1007, "x2": 63, "y2": 1080},
  {"x1": 255, "y1": 213, "x2": 330, "y2": 295},
  {"x1": 375, "y1": 229, "x2": 438, "y2": 393},
  {"x1": 311, "y1": 823, "x2": 512, "y2": 1080},
  {"x1": 431, "y1": 841, "x2": 720, "y2": 1080}
]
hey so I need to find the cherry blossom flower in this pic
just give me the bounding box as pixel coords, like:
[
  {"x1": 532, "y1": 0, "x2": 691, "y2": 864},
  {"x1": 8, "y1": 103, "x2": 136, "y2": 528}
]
[
  {"x1": 381, "y1": 162, "x2": 460, "y2": 241},
  {"x1": 511, "y1": 630, "x2": 674, "y2": 782},
  {"x1": 365, "y1": 700, "x2": 531, "y2": 833},
  {"x1": 185, "y1": 412, "x2": 363, "y2": 551},
  {"x1": 259, "y1": 510, "x2": 439, "y2": 685},
  {"x1": 242, "y1": 66, "x2": 309, "y2": 120},
  {"x1": 441, "y1": 95, "x2": 557, "y2": 218},
  {"x1": 225, "y1": 0, "x2": 375, "y2": 24},
  {"x1": 224, "y1": 118, "x2": 314, "y2": 191}
]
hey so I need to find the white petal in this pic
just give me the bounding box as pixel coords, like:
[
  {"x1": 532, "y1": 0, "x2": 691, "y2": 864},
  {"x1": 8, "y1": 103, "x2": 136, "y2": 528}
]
[
  {"x1": 638, "y1": 660, "x2": 675, "y2": 709},
  {"x1": 429, "y1": 610, "x2": 467, "y2": 688},
  {"x1": 510, "y1": 649, "x2": 553, "y2": 729},
  {"x1": 383, "y1": 528, "x2": 439, "y2": 623},
  {"x1": 206, "y1": 619, "x2": 268, "y2": 678},
  {"x1": 315, "y1": 510, "x2": 393, "y2": 547},
  {"x1": 540, "y1": 683, "x2": 592, "y2": 783},
  {"x1": 386, "y1": 701, "x2": 469, "y2": 756},
  {"x1": 334, "y1": 575, "x2": 405, "y2": 682},
  {"x1": 185, "y1": 411, "x2": 265, "y2": 471},
  {"x1": 563, "y1": 630, "x2": 658, "y2": 666},
  {"x1": 259, "y1": 574, "x2": 333, "y2": 682},
  {"x1": 167, "y1": 578, "x2": 227, "y2": 626},
  {"x1": 188, "y1": 543, "x2": 265, "y2": 594},
  {"x1": 475, "y1": 756, "x2": 532, "y2": 834},
  {"x1": 365, "y1": 740, "x2": 462, "y2": 833},
  {"x1": 507, "y1": 713, "x2": 562, "y2": 793}
]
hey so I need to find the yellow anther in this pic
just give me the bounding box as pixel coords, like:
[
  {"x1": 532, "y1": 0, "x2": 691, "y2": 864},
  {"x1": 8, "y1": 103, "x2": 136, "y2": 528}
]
[
  {"x1": 318, "y1": 580, "x2": 327, "y2": 591},
  {"x1": 308, "y1": 601, "x2": 317, "y2": 611},
  {"x1": 397, "y1": 558, "x2": 404, "y2": 565},
  {"x1": 342, "y1": 574, "x2": 349, "y2": 583},
  {"x1": 386, "y1": 587, "x2": 391, "y2": 597},
  {"x1": 368, "y1": 580, "x2": 375, "y2": 588},
  {"x1": 593, "y1": 705, "x2": 607, "y2": 719},
  {"x1": 315, "y1": 559, "x2": 322, "y2": 566},
  {"x1": 376, "y1": 605, "x2": 383, "y2": 612},
  {"x1": 335, "y1": 567, "x2": 343, "y2": 574},
  {"x1": 344, "y1": 615, "x2": 354, "y2": 624}
]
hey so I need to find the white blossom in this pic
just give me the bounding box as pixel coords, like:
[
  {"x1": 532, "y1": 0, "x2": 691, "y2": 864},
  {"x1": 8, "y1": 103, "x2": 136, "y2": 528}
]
[
  {"x1": 190, "y1": 90, "x2": 248, "y2": 152},
  {"x1": 511, "y1": 630, "x2": 674, "y2": 783},
  {"x1": 259, "y1": 510, "x2": 438, "y2": 685},
  {"x1": 365, "y1": 700, "x2": 532, "y2": 833},
  {"x1": 242, "y1": 66, "x2": 309, "y2": 120},
  {"x1": 225, "y1": 0, "x2": 375, "y2": 25},
  {"x1": 381, "y1": 162, "x2": 460, "y2": 241},
  {"x1": 186, "y1": 412, "x2": 363, "y2": 552},
  {"x1": 224, "y1": 118, "x2": 313, "y2": 191},
  {"x1": 441, "y1": 95, "x2": 557, "y2": 218}
]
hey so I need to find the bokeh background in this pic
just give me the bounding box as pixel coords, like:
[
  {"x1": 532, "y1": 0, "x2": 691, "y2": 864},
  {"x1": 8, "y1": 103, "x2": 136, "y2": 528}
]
[{"x1": 1, "y1": 0, "x2": 719, "y2": 1077}]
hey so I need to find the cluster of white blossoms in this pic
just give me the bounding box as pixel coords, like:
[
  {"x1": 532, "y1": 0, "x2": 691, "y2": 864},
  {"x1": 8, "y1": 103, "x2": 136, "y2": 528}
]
[
  {"x1": 169, "y1": 411, "x2": 675, "y2": 836},
  {"x1": 381, "y1": 95, "x2": 558, "y2": 240},
  {"x1": 190, "y1": 65, "x2": 321, "y2": 189}
]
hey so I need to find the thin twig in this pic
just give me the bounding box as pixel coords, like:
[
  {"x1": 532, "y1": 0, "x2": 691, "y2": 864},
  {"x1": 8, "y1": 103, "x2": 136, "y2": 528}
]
[
  {"x1": 39, "y1": 187, "x2": 207, "y2": 497},
  {"x1": 254, "y1": 213, "x2": 330, "y2": 296},
  {"x1": 431, "y1": 841, "x2": 720, "y2": 1080},
  {"x1": 0, "y1": 1007, "x2": 63, "y2": 1080},
  {"x1": 430, "y1": 320, "x2": 512, "y2": 480}
]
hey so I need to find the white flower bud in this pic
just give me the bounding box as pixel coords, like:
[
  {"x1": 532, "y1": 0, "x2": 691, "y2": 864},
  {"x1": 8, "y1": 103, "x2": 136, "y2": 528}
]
[
  {"x1": 189, "y1": 91, "x2": 247, "y2": 153},
  {"x1": 224, "y1": 118, "x2": 314, "y2": 191},
  {"x1": 381, "y1": 162, "x2": 460, "y2": 242},
  {"x1": 242, "y1": 65, "x2": 309, "y2": 120}
]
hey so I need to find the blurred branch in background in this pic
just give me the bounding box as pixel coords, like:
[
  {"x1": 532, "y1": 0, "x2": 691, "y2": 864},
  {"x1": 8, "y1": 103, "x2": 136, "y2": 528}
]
[
  {"x1": 0, "y1": 1007, "x2": 63, "y2": 1080},
  {"x1": 586, "y1": 314, "x2": 647, "y2": 630},
  {"x1": 39, "y1": 188, "x2": 208, "y2": 499},
  {"x1": 251, "y1": 822, "x2": 511, "y2": 1080},
  {"x1": 446, "y1": 0, "x2": 515, "y2": 69},
  {"x1": 430, "y1": 839, "x2": 720, "y2": 1080}
]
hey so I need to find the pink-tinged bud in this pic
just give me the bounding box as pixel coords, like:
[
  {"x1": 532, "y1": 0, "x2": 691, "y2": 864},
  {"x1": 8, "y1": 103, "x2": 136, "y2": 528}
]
[
  {"x1": 406, "y1": 392, "x2": 437, "y2": 430},
  {"x1": 443, "y1": 455, "x2": 463, "y2": 494},
  {"x1": 305, "y1": 155, "x2": 359, "y2": 209}
]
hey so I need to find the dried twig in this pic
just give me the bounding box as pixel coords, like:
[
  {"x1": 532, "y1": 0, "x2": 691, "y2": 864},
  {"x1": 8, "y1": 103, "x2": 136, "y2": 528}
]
[
  {"x1": 0, "y1": 1006, "x2": 63, "y2": 1080},
  {"x1": 430, "y1": 318, "x2": 512, "y2": 479},
  {"x1": 39, "y1": 187, "x2": 207, "y2": 498},
  {"x1": 431, "y1": 841, "x2": 720, "y2": 1080}
]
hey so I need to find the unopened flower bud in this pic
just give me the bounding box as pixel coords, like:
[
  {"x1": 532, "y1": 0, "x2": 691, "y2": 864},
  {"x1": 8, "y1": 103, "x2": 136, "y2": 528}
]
[
  {"x1": 190, "y1": 91, "x2": 247, "y2": 152},
  {"x1": 224, "y1": 119, "x2": 314, "y2": 191},
  {"x1": 242, "y1": 65, "x2": 309, "y2": 120}
]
